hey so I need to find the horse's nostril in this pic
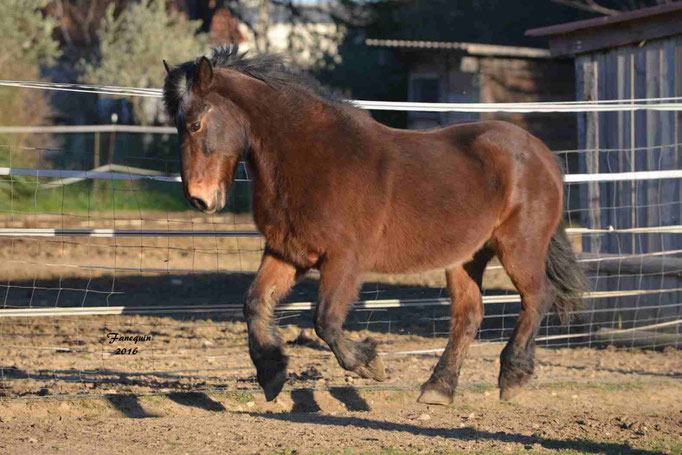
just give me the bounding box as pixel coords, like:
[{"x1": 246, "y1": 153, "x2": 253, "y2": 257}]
[{"x1": 189, "y1": 197, "x2": 208, "y2": 211}]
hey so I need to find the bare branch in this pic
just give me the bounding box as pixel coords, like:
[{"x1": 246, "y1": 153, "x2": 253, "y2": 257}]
[
  {"x1": 551, "y1": 0, "x2": 621, "y2": 15},
  {"x1": 53, "y1": 0, "x2": 74, "y2": 48}
]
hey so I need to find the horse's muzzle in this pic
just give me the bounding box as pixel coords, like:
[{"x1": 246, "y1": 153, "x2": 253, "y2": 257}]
[{"x1": 187, "y1": 188, "x2": 224, "y2": 214}]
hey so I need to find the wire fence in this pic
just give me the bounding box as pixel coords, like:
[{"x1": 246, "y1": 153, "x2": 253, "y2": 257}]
[{"x1": 0, "y1": 81, "x2": 680, "y2": 399}]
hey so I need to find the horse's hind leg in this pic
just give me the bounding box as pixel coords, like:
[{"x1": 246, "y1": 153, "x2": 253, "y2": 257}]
[
  {"x1": 418, "y1": 247, "x2": 494, "y2": 405},
  {"x1": 494, "y1": 212, "x2": 556, "y2": 401},
  {"x1": 244, "y1": 250, "x2": 307, "y2": 401},
  {"x1": 314, "y1": 254, "x2": 386, "y2": 382}
]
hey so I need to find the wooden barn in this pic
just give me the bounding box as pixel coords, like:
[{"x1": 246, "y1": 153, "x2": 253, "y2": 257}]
[
  {"x1": 364, "y1": 39, "x2": 577, "y2": 152},
  {"x1": 528, "y1": 4, "x2": 682, "y2": 335}
]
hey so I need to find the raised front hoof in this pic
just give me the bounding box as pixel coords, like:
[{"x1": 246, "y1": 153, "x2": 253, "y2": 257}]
[
  {"x1": 417, "y1": 388, "x2": 453, "y2": 406},
  {"x1": 417, "y1": 382, "x2": 453, "y2": 406},
  {"x1": 257, "y1": 367, "x2": 287, "y2": 402},
  {"x1": 354, "y1": 355, "x2": 386, "y2": 382},
  {"x1": 499, "y1": 384, "x2": 524, "y2": 401}
]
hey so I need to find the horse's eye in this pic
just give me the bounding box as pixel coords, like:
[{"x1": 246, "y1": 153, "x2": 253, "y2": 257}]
[{"x1": 189, "y1": 121, "x2": 201, "y2": 133}]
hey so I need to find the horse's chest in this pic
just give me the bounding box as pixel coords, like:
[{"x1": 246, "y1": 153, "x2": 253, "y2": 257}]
[{"x1": 255, "y1": 213, "x2": 320, "y2": 268}]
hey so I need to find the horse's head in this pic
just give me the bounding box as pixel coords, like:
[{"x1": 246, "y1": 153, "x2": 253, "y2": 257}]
[{"x1": 163, "y1": 56, "x2": 248, "y2": 213}]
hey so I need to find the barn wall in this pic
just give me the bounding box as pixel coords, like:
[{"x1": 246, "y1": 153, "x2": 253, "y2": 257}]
[
  {"x1": 406, "y1": 54, "x2": 577, "y2": 151},
  {"x1": 575, "y1": 36, "x2": 682, "y2": 253},
  {"x1": 478, "y1": 57, "x2": 576, "y2": 151},
  {"x1": 574, "y1": 36, "x2": 682, "y2": 328}
]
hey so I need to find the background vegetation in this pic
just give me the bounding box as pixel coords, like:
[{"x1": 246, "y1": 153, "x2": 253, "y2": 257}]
[{"x1": 1, "y1": 0, "x2": 670, "y2": 214}]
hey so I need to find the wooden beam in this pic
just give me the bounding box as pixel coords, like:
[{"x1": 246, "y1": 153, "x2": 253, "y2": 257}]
[{"x1": 546, "y1": 11, "x2": 682, "y2": 56}]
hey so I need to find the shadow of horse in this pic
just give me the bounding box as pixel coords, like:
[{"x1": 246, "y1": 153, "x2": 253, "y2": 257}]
[
  {"x1": 0, "y1": 366, "x2": 246, "y2": 391},
  {"x1": 103, "y1": 392, "x2": 225, "y2": 418},
  {"x1": 289, "y1": 387, "x2": 371, "y2": 413},
  {"x1": 252, "y1": 412, "x2": 667, "y2": 455},
  {"x1": 104, "y1": 394, "x2": 161, "y2": 418}
]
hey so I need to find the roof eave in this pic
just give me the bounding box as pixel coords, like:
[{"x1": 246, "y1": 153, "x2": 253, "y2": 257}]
[
  {"x1": 365, "y1": 39, "x2": 552, "y2": 59},
  {"x1": 526, "y1": 2, "x2": 682, "y2": 37}
]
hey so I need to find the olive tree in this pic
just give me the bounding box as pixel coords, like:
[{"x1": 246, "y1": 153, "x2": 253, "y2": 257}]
[
  {"x1": 80, "y1": 0, "x2": 209, "y2": 124},
  {"x1": 0, "y1": 0, "x2": 60, "y2": 152}
]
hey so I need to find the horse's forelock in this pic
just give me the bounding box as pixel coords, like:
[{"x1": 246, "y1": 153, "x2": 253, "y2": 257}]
[
  {"x1": 164, "y1": 47, "x2": 349, "y2": 121},
  {"x1": 175, "y1": 73, "x2": 187, "y2": 100},
  {"x1": 163, "y1": 63, "x2": 195, "y2": 120}
]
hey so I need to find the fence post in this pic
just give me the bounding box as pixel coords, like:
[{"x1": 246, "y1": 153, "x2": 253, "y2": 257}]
[
  {"x1": 93, "y1": 131, "x2": 100, "y2": 168},
  {"x1": 584, "y1": 60, "x2": 601, "y2": 253}
]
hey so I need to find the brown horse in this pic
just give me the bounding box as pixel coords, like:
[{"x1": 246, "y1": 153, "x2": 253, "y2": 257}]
[{"x1": 163, "y1": 47, "x2": 585, "y2": 405}]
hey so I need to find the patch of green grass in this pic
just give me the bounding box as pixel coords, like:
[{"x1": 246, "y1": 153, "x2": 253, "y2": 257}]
[
  {"x1": 445, "y1": 400, "x2": 473, "y2": 411},
  {"x1": 77, "y1": 399, "x2": 93, "y2": 409},
  {"x1": 0, "y1": 174, "x2": 255, "y2": 213},
  {"x1": 582, "y1": 380, "x2": 647, "y2": 391},
  {"x1": 470, "y1": 383, "x2": 496, "y2": 393},
  {"x1": 632, "y1": 439, "x2": 682, "y2": 455},
  {"x1": 271, "y1": 449, "x2": 536, "y2": 455},
  {"x1": 165, "y1": 438, "x2": 181, "y2": 449},
  {"x1": 539, "y1": 380, "x2": 650, "y2": 392},
  {"x1": 382, "y1": 390, "x2": 412, "y2": 402},
  {"x1": 276, "y1": 446, "x2": 681, "y2": 455},
  {"x1": 498, "y1": 399, "x2": 518, "y2": 407},
  {"x1": 217, "y1": 390, "x2": 255, "y2": 404},
  {"x1": 538, "y1": 438, "x2": 682, "y2": 455},
  {"x1": 0, "y1": 178, "x2": 188, "y2": 213}
]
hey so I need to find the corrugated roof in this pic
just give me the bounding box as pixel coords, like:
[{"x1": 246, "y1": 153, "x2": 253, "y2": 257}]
[
  {"x1": 527, "y1": 2, "x2": 682, "y2": 37},
  {"x1": 365, "y1": 39, "x2": 551, "y2": 58}
]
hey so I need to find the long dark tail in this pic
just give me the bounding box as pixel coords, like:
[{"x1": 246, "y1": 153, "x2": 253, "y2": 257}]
[{"x1": 545, "y1": 220, "x2": 587, "y2": 323}]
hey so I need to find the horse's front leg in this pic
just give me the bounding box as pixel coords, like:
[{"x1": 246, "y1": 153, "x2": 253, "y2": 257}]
[
  {"x1": 314, "y1": 255, "x2": 386, "y2": 382},
  {"x1": 244, "y1": 250, "x2": 305, "y2": 401}
]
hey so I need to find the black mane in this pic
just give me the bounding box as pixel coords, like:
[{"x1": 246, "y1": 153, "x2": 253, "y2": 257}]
[{"x1": 163, "y1": 45, "x2": 346, "y2": 118}]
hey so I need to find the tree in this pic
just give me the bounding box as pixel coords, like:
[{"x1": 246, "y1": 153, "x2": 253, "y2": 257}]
[
  {"x1": 0, "y1": 0, "x2": 61, "y2": 147},
  {"x1": 0, "y1": 0, "x2": 61, "y2": 197},
  {"x1": 80, "y1": 0, "x2": 209, "y2": 124},
  {"x1": 0, "y1": 0, "x2": 61, "y2": 73},
  {"x1": 50, "y1": 0, "x2": 129, "y2": 51},
  {"x1": 551, "y1": 0, "x2": 676, "y2": 15},
  {"x1": 213, "y1": 0, "x2": 344, "y2": 69}
]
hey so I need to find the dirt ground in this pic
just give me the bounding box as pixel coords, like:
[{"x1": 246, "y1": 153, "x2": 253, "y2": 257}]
[
  {"x1": 1, "y1": 213, "x2": 680, "y2": 454},
  {"x1": 0, "y1": 355, "x2": 680, "y2": 455},
  {"x1": 0, "y1": 313, "x2": 680, "y2": 454}
]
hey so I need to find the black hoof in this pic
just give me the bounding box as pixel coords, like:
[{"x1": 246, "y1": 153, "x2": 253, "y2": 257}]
[
  {"x1": 499, "y1": 344, "x2": 534, "y2": 400},
  {"x1": 253, "y1": 346, "x2": 288, "y2": 401},
  {"x1": 258, "y1": 366, "x2": 287, "y2": 401}
]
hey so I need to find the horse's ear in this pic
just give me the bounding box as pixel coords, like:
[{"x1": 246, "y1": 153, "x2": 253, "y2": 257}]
[
  {"x1": 196, "y1": 56, "x2": 214, "y2": 92},
  {"x1": 163, "y1": 60, "x2": 172, "y2": 77}
]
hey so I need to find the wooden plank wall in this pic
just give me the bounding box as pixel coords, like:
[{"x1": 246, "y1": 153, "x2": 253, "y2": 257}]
[{"x1": 574, "y1": 36, "x2": 681, "y2": 329}]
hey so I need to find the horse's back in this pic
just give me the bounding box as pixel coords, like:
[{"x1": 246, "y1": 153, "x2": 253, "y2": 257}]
[
  {"x1": 434, "y1": 120, "x2": 563, "y2": 210},
  {"x1": 368, "y1": 120, "x2": 562, "y2": 273}
]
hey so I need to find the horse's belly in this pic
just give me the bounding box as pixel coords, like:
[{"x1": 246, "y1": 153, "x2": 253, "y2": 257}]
[
  {"x1": 371, "y1": 251, "x2": 471, "y2": 274},
  {"x1": 370, "y1": 222, "x2": 492, "y2": 274}
]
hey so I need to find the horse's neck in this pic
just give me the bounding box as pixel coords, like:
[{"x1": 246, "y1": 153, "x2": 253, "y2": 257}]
[
  {"x1": 242, "y1": 92, "x2": 312, "y2": 227},
  {"x1": 227, "y1": 80, "x2": 361, "y2": 227}
]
